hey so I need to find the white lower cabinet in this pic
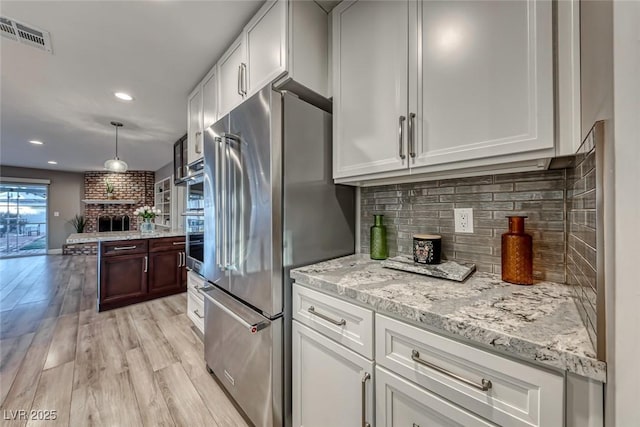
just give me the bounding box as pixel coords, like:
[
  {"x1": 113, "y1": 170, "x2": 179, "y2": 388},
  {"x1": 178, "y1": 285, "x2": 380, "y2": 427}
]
[
  {"x1": 291, "y1": 284, "x2": 568, "y2": 427},
  {"x1": 375, "y1": 314, "x2": 564, "y2": 427},
  {"x1": 292, "y1": 320, "x2": 374, "y2": 427},
  {"x1": 376, "y1": 366, "x2": 494, "y2": 427},
  {"x1": 186, "y1": 271, "x2": 205, "y2": 334}
]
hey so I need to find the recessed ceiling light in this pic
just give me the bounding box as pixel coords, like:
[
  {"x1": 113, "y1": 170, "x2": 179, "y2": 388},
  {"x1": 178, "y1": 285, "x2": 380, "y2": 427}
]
[
  {"x1": 114, "y1": 92, "x2": 133, "y2": 101},
  {"x1": 29, "y1": 140, "x2": 44, "y2": 145},
  {"x1": 47, "y1": 161, "x2": 57, "y2": 165}
]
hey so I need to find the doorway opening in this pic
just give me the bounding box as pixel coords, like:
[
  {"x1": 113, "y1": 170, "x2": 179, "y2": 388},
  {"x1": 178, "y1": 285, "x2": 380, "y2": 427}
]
[{"x1": 0, "y1": 183, "x2": 48, "y2": 258}]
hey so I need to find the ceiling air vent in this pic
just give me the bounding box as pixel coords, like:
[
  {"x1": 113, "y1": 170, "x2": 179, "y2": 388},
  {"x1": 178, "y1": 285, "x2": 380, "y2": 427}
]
[{"x1": 0, "y1": 16, "x2": 52, "y2": 53}]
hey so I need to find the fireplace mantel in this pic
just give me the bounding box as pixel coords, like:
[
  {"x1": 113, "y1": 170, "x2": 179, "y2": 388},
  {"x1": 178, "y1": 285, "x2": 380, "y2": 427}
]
[{"x1": 82, "y1": 199, "x2": 138, "y2": 204}]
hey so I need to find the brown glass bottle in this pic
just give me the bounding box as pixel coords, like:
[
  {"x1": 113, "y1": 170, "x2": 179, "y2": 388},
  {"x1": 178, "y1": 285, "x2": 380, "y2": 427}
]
[{"x1": 501, "y1": 216, "x2": 533, "y2": 285}]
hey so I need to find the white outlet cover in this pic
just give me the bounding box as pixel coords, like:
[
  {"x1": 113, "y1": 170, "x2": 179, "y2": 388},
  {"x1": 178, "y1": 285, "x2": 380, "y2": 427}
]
[
  {"x1": 454, "y1": 208, "x2": 474, "y2": 233},
  {"x1": 53, "y1": 211, "x2": 60, "y2": 217}
]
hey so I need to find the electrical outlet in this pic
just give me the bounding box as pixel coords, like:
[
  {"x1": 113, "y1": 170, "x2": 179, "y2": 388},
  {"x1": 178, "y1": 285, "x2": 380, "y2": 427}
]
[
  {"x1": 454, "y1": 208, "x2": 473, "y2": 233},
  {"x1": 53, "y1": 211, "x2": 60, "y2": 217}
]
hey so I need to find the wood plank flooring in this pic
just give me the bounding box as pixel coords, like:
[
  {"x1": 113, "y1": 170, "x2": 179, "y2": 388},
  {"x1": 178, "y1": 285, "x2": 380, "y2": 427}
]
[{"x1": 0, "y1": 255, "x2": 249, "y2": 427}]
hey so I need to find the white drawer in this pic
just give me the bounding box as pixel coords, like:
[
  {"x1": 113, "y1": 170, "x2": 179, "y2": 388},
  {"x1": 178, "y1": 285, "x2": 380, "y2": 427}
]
[
  {"x1": 376, "y1": 314, "x2": 564, "y2": 427},
  {"x1": 293, "y1": 285, "x2": 374, "y2": 359},
  {"x1": 376, "y1": 366, "x2": 494, "y2": 427},
  {"x1": 187, "y1": 288, "x2": 205, "y2": 334},
  {"x1": 187, "y1": 271, "x2": 205, "y2": 303}
]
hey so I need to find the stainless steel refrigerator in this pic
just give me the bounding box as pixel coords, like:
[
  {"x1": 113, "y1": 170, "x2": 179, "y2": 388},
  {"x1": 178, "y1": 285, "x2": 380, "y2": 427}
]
[{"x1": 200, "y1": 86, "x2": 355, "y2": 426}]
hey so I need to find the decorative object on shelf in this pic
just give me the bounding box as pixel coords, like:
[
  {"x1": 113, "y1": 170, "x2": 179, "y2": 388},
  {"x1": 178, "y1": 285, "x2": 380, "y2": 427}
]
[
  {"x1": 134, "y1": 206, "x2": 161, "y2": 234},
  {"x1": 104, "y1": 179, "x2": 115, "y2": 199},
  {"x1": 501, "y1": 216, "x2": 533, "y2": 285},
  {"x1": 413, "y1": 234, "x2": 442, "y2": 264},
  {"x1": 382, "y1": 256, "x2": 475, "y2": 282},
  {"x1": 69, "y1": 214, "x2": 86, "y2": 233},
  {"x1": 370, "y1": 214, "x2": 388, "y2": 260},
  {"x1": 104, "y1": 121, "x2": 128, "y2": 173}
]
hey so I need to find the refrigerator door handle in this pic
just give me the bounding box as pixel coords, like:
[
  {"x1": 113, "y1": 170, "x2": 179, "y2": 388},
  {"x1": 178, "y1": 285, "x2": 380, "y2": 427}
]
[
  {"x1": 222, "y1": 132, "x2": 241, "y2": 142},
  {"x1": 226, "y1": 134, "x2": 243, "y2": 272},
  {"x1": 214, "y1": 136, "x2": 225, "y2": 270},
  {"x1": 225, "y1": 138, "x2": 233, "y2": 270}
]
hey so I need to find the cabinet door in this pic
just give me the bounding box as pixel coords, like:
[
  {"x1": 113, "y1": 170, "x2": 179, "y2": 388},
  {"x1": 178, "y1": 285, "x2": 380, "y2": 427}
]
[
  {"x1": 217, "y1": 34, "x2": 246, "y2": 117},
  {"x1": 202, "y1": 69, "x2": 218, "y2": 131},
  {"x1": 332, "y1": 0, "x2": 413, "y2": 179},
  {"x1": 99, "y1": 253, "x2": 148, "y2": 306},
  {"x1": 187, "y1": 86, "x2": 203, "y2": 165},
  {"x1": 292, "y1": 321, "x2": 374, "y2": 427},
  {"x1": 148, "y1": 250, "x2": 182, "y2": 295},
  {"x1": 376, "y1": 366, "x2": 494, "y2": 427},
  {"x1": 245, "y1": 0, "x2": 287, "y2": 96},
  {"x1": 173, "y1": 138, "x2": 183, "y2": 184},
  {"x1": 411, "y1": 0, "x2": 553, "y2": 168}
]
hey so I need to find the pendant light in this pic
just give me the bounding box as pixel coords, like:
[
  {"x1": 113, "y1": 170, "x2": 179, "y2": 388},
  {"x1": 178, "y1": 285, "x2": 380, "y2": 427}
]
[{"x1": 104, "y1": 121, "x2": 128, "y2": 173}]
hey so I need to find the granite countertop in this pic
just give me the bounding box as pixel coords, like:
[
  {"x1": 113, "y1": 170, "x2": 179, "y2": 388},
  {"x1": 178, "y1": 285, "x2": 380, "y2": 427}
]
[
  {"x1": 66, "y1": 229, "x2": 185, "y2": 244},
  {"x1": 290, "y1": 254, "x2": 606, "y2": 382}
]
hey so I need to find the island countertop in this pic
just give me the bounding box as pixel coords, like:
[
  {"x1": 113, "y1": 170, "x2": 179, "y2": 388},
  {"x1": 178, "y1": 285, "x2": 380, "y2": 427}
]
[
  {"x1": 66, "y1": 229, "x2": 185, "y2": 244},
  {"x1": 290, "y1": 254, "x2": 606, "y2": 382}
]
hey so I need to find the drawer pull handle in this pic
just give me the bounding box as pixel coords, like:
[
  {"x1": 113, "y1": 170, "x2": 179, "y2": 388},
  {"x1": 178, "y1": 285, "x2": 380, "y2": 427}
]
[
  {"x1": 193, "y1": 309, "x2": 204, "y2": 319},
  {"x1": 361, "y1": 372, "x2": 371, "y2": 427},
  {"x1": 113, "y1": 245, "x2": 136, "y2": 251},
  {"x1": 307, "y1": 306, "x2": 346, "y2": 326},
  {"x1": 172, "y1": 241, "x2": 185, "y2": 245},
  {"x1": 411, "y1": 350, "x2": 492, "y2": 392}
]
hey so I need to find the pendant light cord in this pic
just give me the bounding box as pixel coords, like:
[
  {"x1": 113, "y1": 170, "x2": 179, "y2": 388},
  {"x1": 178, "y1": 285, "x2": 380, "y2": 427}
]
[
  {"x1": 115, "y1": 125, "x2": 119, "y2": 159},
  {"x1": 110, "y1": 121, "x2": 123, "y2": 160}
]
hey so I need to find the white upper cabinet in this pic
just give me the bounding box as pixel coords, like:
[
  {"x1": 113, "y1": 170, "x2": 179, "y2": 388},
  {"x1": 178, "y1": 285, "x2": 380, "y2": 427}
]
[
  {"x1": 411, "y1": 0, "x2": 553, "y2": 168},
  {"x1": 187, "y1": 86, "x2": 203, "y2": 166},
  {"x1": 245, "y1": 0, "x2": 287, "y2": 95},
  {"x1": 332, "y1": 0, "x2": 555, "y2": 185},
  {"x1": 556, "y1": 0, "x2": 581, "y2": 156},
  {"x1": 202, "y1": 68, "x2": 218, "y2": 131},
  {"x1": 188, "y1": 0, "x2": 329, "y2": 127},
  {"x1": 217, "y1": 34, "x2": 246, "y2": 117},
  {"x1": 332, "y1": 0, "x2": 413, "y2": 179}
]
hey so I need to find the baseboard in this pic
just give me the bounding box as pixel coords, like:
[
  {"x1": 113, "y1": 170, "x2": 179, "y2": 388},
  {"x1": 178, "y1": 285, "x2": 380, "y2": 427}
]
[{"x1": 48, "y1": 249, "x2": 62, "y2": 255}]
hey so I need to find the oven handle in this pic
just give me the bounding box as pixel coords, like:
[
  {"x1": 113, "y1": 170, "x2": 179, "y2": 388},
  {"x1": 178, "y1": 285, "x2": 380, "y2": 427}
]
[
  {"x1": 199, "y1": 287, "x2": 269, "y2": 334},
  {"x1": 181, "y1": 212, "x2": 205, "y2": 217}
]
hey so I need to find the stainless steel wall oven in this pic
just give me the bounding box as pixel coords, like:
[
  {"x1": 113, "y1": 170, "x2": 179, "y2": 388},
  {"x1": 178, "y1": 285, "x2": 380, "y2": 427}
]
[{"x1": 184, "y1": 166, "x2": 205, "y2": 275}]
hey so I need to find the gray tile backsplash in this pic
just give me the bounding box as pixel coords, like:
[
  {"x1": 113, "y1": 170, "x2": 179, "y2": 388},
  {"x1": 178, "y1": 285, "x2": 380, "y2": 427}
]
[
  {"x1": 360, "y1": 170, "x2": 567, "y2": 283},
  {"x1": 567, "y1": 130, "x2": 599, "y2": 350}
]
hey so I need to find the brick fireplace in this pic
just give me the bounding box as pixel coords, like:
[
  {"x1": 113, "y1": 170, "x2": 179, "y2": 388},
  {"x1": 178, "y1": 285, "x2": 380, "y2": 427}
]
[{"x1": 84, "y1": 171, "x2": 155, "y2": 232}]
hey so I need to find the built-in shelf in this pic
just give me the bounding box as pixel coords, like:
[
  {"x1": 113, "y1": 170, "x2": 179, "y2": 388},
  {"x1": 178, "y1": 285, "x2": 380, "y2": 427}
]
[
  {"x1": 154, "y1": 177, "x2": 172, "y2": 228},
  {"x1": 82, "y1": 199, "x2": 138, "y2": 205}
]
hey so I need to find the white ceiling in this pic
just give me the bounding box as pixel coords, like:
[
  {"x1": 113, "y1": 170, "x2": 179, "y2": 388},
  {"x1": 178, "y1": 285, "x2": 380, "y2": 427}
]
[{"x1": 0, "y1": 0, "x2": 263, "y2": 173}]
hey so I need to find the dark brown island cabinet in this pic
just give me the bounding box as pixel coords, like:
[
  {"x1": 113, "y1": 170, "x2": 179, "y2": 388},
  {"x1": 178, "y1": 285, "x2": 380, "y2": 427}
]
[{"x1": 98, "y1": 236, "x2": 187, "y2": 311}]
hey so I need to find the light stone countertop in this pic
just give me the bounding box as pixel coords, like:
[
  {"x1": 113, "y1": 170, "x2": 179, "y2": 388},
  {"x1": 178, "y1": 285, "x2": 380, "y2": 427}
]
[
  {"x1": 66, "y1": 229, "x2": 185, "y2": 244},
  {"x1": 290, "y1": 254, "x2": 606, "y2": 382}
]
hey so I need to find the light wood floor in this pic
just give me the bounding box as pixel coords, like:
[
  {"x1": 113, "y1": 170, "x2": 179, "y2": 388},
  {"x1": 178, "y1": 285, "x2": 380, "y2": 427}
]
[{"x1": 0, "y1": 255, "x2": 250, "y2": 427}]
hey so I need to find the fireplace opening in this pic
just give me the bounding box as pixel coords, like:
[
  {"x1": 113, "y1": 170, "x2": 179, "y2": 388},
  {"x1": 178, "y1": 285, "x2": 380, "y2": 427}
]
[{"x1": 98, "y1": 215, "x2": 130, "y2": 232}]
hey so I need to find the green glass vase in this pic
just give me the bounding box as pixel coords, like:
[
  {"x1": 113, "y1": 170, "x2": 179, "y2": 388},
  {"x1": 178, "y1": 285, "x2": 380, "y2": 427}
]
[{"x1": 370, "y1": 214, "x2": 388, "y2": 260}]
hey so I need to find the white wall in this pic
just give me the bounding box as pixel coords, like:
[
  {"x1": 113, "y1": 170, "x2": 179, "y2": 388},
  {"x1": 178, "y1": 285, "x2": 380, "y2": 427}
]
[
  {"x1": 608, "y1": 1, "x2": 640, "y2": 424},
  {"x1": 155, "y1": 161, "x2": 173, "y2": 182}
]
